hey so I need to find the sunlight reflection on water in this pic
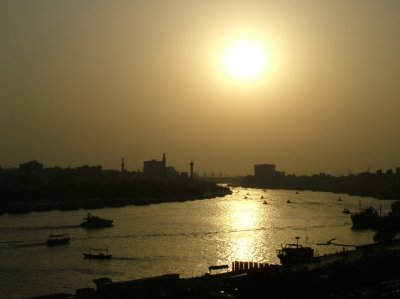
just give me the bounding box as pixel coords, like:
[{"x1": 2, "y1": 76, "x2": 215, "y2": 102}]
[{"x1": 0, "y1": 187, "x2": 397, "y2": 298}]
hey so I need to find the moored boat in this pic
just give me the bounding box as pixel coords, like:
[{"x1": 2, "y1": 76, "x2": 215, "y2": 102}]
[
  {"x1": 276, "y1": 237, "x2": 314, "y2": 266},
  {"x1": 351, "y1": 206, "x2": 381, "y2": 229}
]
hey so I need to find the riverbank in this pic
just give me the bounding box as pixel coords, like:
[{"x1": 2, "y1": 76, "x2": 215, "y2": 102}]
[
  {"x1": 30, "y1": 239, "x2": 400, "y2": 299},
  {"x1": 0, "y1": 182, "x2": 232, "y2": 215}
]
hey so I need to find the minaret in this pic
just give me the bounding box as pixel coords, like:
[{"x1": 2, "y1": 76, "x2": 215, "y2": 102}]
[
  {"x1": 162, "y1": 153, "x2": 167, "y2": 177},
  {"x1": 190, "y1": 160, "x2": 194, "y2": 179},
  {"x1": 121, "y1": 157, "x2": 125, "y2": 172}
]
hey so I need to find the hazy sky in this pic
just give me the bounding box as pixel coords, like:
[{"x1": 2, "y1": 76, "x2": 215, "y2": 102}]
[{"x1": 1, "y1": 1, "x2": 400, "y2": 176}]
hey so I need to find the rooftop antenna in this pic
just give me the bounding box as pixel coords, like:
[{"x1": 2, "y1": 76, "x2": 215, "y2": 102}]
[{"x1": 295, "y1": 236, "x2": 300, "y2": 247}]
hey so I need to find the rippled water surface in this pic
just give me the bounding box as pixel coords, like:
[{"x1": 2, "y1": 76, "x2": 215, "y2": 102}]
[{"x1": 0, "y1": 187, "x2": 396, "y2": 298}]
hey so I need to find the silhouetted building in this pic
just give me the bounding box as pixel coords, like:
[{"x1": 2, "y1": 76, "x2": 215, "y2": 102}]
[
  {"x1": 19, "y1": 160, "x2": 43, "y2": 171},
  {"x1": 143, "y1": 153, "x2": 167, "y2": 179},
  {"x1": 166, "y1": 166, "x2": 179, "y2": 178},
  {"x1": 254, "y1": 164, "x2": 277, "y2": 178}
]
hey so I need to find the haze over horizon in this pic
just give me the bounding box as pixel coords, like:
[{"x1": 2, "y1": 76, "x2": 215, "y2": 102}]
[{"x1": 1, "y1": 1, "x2": 400, "y2": 176}]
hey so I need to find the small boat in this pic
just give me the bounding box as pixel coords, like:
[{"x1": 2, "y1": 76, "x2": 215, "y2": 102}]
[
  {"x1": 276, "y1": 237, "x2": 314, "y2": 266},
  {"x1": 342, "y1": 208, "x2": 351, "y2": 214},
  {"x1": 80, "y1": 212, "x2": 113, "y2": 228},
  {"x1": 286, "y1": 200, "x2": 291, "y2": 204},
  {"x1": 208, "y1": 264, "x2": 229, "y2": 273},
  {"x1": 263, "y1": 200, "x2": 268, "y2": 205},
  {"x1": 46, "y1": 234, "x2": 70, "y2": 246},
  {"x1": 83, "y1": 248, "x2": 112, "y2": 260}
]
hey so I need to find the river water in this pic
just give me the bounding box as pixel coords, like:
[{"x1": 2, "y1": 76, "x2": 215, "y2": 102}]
[{"x1": 0, "y1": 187, "x2": 396, "y2": 298}]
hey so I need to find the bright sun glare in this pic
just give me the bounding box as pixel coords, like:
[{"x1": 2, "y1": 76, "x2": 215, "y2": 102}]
[{"x1": 224, "y1": 41, "x2": 267, "y2": 80}]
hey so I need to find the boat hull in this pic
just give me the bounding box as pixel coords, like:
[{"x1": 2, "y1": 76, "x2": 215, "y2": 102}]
[{"x1": 83, "y1": 253, "x2": 112, "y2": 260}]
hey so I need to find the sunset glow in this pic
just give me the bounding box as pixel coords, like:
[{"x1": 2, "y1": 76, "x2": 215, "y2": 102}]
[{"x1": 224, "y1": 41, "x2": 267, "y2": 80}]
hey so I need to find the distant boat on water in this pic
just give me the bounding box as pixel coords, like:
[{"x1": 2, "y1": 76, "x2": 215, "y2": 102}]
[
  {"x1": 46, "y1": 234, "x2": 70, "y2": 246},
  {"x1": 83, "y1": 248, "x2": 112, "y2": 260},
  {"x1": 342, "y1": 208, "x2": 351, "y2": 214},
  {"x1": 80, "y1": 212, "x2": 113, "y2": 228}
]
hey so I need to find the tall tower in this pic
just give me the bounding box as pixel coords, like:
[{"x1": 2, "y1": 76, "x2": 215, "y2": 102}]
[
  {"x1": 162, "y1": 153, "x2": 166, "y2": 168},
  {"x1": 121, "y1": 157, "x2": 125, "y2": 172},
  {"x1": 162, "y1": 153, "x2": 167, "y2": 177},
  {"x1": 190, "y1": 160, "x2": 194, "y2": 179}
]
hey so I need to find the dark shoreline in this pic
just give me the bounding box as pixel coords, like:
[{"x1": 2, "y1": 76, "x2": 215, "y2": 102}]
[
  {"x1": 0, "y1": 188, "x2": 232, "y2": 215},
  {"x1": 30, "y1": 239, "x2": 400, "y2": 299}
]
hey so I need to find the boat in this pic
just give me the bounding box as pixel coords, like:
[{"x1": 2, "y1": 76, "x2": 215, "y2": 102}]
[
  {"x1": 342, "y1": 208, "x2": 351, "y2": 214},
  {"x1": 276, "y1": 237, "x2": 314, "y2": 266},
  {"x1": 263, "y1": 200, "x2": 268, "y2": 205},
  {"x1": 351, "y1": 202, "x2": 400, "y2": 231},
  {"x1": 80, "y1": 212, "x2": 114, "y2": 228},
  {"x1": 83, "y1": 248, "x2": 112, "y2": 260},
  {"x1": 286, "y1": 200, "x2": 291, "y2": 204},
  {"x1": 46, "y1": 234, "x2": 70, "y2": 246},
  {"x1": 351, "y1": 206, "x2": 381, "y2": 229},
  {"x1": 208, "y1": 264, "x2": 229, "y2": 273}
]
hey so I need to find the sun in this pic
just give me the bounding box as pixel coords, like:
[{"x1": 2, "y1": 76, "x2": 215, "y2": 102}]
[{"x1": 224, "y1": 40, "x2": 267, "y2": 80}]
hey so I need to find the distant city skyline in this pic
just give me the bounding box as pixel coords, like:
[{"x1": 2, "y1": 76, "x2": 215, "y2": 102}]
[
  {"x1": 1, "y1": 1, "x2": 400, "y2": 176},
  {"x1": 2, "y1": 156, "x2": 400, "y2": 179}
]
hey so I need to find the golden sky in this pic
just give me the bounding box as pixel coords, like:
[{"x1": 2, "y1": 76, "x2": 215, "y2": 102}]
[{"x1": 1, "y1": 1, "x2": 400, "y2": 176}]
